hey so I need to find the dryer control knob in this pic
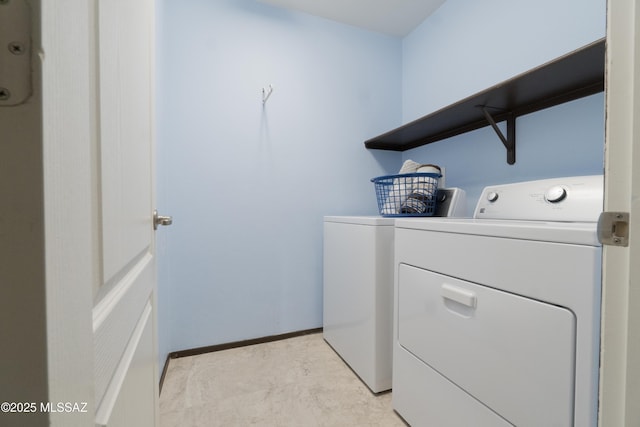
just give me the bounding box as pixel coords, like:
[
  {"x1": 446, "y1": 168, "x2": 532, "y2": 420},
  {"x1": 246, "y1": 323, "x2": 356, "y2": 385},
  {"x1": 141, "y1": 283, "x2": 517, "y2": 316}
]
[
  {"x1": 487, "y1": 192, "x2": 499, "y2": 202},
  {"x1": 545, "y1": 186, "x2": 567, "y2": 203}
]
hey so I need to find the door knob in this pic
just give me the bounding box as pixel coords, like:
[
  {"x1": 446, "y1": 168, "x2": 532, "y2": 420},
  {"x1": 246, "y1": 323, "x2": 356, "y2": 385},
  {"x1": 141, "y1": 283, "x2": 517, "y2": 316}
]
[{"x1": 153, "y1": 209, "x2": 173, "y2": 230}]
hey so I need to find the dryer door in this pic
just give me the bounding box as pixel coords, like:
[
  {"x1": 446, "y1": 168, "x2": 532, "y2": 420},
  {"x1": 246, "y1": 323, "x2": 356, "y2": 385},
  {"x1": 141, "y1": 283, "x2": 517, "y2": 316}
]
[{"x1": 398, "y1": 264, "x2": 576, "y2": 427}]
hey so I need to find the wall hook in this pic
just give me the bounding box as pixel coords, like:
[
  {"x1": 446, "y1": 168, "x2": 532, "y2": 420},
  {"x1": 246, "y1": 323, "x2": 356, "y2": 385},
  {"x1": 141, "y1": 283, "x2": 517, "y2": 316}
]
[{"x1": 262, "y1": 84, "x2": 274, "y2": 105}]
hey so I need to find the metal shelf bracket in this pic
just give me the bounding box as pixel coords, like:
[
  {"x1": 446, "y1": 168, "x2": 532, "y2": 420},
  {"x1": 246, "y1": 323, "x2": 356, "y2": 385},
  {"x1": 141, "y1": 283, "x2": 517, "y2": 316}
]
[{"x1": 481, "y1": 106, "x2": 516, "y2": 165}]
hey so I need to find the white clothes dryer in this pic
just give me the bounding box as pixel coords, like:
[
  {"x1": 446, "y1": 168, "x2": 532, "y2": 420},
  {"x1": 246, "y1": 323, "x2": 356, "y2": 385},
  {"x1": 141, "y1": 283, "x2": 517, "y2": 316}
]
[
  {"x1": 392, "y1": 176, "x2": 603, "y2": 426},
  {"x1": 323, "y1": 188, "x2": 466, "y2": 393}
]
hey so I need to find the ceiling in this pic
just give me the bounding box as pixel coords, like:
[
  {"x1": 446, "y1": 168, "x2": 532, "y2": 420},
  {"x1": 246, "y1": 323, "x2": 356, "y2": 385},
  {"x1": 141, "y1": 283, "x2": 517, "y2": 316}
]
[{"x1": 256, "y1": 0, "x2": 446, "y2": 37}]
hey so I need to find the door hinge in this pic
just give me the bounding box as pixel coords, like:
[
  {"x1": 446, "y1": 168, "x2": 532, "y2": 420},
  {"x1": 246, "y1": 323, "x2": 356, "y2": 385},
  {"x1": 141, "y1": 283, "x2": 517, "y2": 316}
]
[
  {"x1": 0, "y1": 0, "x2": 32, "y2": 106},
  {"x1": 597, "y1": 212, "x2": 629, "y2": 247}
]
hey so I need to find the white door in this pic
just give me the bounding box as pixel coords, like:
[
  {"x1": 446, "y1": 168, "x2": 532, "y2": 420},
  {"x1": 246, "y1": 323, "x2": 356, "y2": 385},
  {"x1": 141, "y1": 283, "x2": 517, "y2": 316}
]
[
  {"x1": 92, "y1": 0, "x2": 159, "y2": 425},
  {"x1": 599, "y1": 0, "x2": 640, "y2": 425},
  {"x1": 39, "y1": 0, "x2": 160, "y2": 426}
]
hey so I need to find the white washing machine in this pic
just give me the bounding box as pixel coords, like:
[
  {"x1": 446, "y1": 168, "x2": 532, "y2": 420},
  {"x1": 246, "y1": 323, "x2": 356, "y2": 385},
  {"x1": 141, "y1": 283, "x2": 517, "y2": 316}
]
[
  {"x1": 392, "y1": 176, "x2": 603, "y2": 426},
  {"x1": 324, "y1": 188, "x2": 466, "y2": 393}
]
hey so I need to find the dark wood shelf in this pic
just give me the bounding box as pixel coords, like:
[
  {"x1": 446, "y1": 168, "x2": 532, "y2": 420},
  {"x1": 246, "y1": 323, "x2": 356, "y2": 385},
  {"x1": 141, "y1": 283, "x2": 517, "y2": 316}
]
[{"x1": 365, "y1": 38, "x2": 606, "y2": 162}]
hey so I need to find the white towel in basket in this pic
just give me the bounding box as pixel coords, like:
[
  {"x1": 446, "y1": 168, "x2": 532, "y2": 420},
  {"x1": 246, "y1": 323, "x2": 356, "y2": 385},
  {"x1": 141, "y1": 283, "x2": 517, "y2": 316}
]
[
  {"x1": 381, "y1": 160, "x2": 421, "y2": 214},
  {"x1": 399, "y1": 159, "x2": 421, "y2": 174}
]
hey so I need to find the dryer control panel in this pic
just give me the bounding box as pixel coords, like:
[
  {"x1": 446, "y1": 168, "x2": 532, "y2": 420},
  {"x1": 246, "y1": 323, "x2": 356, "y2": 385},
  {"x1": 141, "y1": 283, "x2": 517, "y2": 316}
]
[{"x1": 474, "y1": 175, "x2": 603, "y2": 222}]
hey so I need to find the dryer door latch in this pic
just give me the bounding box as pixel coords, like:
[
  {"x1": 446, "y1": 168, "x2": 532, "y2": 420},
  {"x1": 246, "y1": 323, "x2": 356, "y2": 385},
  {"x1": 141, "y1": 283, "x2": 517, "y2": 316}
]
[{"x1": 597, "y1": 212, "x2": 629, "y2": 247}]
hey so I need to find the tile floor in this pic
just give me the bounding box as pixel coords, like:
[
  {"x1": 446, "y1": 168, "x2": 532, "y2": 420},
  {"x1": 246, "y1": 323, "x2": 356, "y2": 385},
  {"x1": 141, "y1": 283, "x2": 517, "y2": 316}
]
[{"x1": 159, "y1": 332, "x2": 406, "y2": 426}]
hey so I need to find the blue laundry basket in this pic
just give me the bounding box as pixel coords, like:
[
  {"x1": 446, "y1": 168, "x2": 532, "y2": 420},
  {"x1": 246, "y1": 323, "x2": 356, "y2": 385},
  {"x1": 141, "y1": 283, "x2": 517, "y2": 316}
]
[{"x1": 371, "y1": 172, "x2": 440, "y2": 217}]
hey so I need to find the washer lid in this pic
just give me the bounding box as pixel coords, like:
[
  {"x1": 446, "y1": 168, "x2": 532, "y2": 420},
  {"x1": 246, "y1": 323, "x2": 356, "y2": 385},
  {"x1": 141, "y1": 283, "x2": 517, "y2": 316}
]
[
  {"x1": 323, "y1": 215, "x2": 395, "y2": 226},
  {"x1": 394, "y1": 217, "x2": 600, "y2": 246}
]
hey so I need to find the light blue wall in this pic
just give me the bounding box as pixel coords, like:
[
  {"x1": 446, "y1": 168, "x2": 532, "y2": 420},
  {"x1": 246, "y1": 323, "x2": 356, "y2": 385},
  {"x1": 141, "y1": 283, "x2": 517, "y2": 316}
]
[
  {"x1": 156, "y1": 0, "x2": 402, "y2": 363},
  {"x1": 401, "y1": 0, "x2": 606, "y2": 212}
]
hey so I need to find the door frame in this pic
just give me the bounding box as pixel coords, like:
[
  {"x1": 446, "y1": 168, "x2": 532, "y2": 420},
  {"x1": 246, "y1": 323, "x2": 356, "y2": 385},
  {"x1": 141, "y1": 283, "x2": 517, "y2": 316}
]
[
  {"x1": 40, "y1": 0, "x2": 96, "y2": 425},
  {"x1": 0, "y1": 0, "x2": 97, "y2": 425},
  {"x1": 599, "y1": 0, "x2": 640, "y2": 425}
]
